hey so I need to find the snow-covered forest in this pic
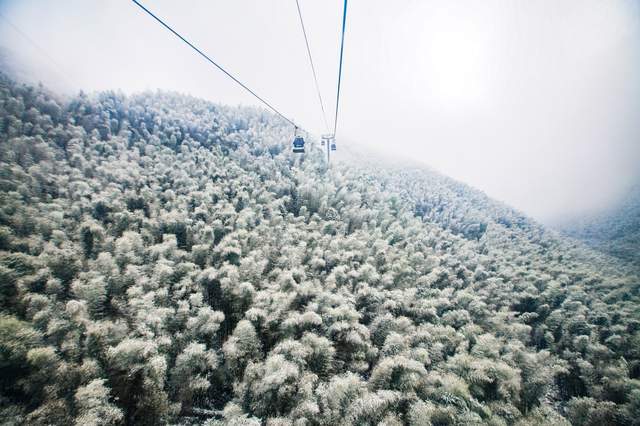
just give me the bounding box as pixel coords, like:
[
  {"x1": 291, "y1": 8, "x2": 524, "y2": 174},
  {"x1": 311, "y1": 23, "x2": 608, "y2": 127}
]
[{"x1": 1, "y1": 74, "x2": 639, "y2": 425}]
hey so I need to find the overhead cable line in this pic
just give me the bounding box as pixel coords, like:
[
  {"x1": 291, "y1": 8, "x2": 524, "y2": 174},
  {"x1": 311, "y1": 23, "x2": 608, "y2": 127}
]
[
  {"x1": 332, "y1": 0, "x2": 348, "y2": 137},
  {"x1": 131, "y1": 0, "x2": 298, "y2": 128},
  {"x1": 295, "y1": 0, "x2": 330, "y2": 133}
]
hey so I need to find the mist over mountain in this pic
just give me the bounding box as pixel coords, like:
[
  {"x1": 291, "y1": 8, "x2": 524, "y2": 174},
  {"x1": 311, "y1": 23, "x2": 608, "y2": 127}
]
[
  {"x1": 0, "y1": 47, "x2": 30, "y2": 87},
  {"x1": 558, "y1": 184, "x2": 640, "y2": 270},
  {"x1": 0, "y1": 46, "x2": 72, "y2": 95},
  {"x1": 1, "y1": 74, "x2": 639, "y2": 425}
]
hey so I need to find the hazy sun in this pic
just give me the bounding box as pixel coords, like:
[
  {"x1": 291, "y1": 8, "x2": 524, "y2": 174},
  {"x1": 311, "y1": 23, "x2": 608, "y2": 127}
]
[{"x1": 417, "y1": 5, "x2": 492, "y2": 108}]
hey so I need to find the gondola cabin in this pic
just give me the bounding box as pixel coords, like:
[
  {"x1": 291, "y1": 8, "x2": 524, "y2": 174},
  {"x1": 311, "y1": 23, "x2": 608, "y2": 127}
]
[
  {"x1": 321, "y1": 134, "x2": 333, "y2": 147},
  {"x1": 330, "y1": 142, "x2": 337, "y2": 151},
  {"x1": 292, "y1": 136, "x2": 305, "y2": 153}
]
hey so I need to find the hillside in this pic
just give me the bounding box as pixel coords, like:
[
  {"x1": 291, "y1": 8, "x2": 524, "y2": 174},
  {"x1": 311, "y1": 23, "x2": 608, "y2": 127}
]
[
  {"x1": 559, "y1": 185, "x2": 640, "y2": 270},
  {"x1": 1, "y1": 74, "x2": 639, "y2": 425}
]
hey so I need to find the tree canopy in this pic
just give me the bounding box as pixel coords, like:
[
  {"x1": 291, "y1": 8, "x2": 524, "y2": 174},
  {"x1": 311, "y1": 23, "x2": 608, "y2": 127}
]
[{"x1": 0, "y1": 73, "x2": 639, "y2": 425}]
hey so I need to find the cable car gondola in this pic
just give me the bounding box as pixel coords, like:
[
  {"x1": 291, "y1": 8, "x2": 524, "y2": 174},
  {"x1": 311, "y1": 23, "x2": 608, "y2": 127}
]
[
  {"x1": 331, "y1": 142, "x2": 337, "y2": 151},
  {"x1": 292, "y1": 127, "x2": 305, "y2": 153},
  {"x1": 293, "y1": 136, "x2": 305, "y2": 153}
]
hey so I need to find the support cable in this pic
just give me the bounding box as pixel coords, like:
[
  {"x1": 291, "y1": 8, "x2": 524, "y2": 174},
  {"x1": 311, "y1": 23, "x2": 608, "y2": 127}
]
[
  {"x1": 332, "y1": 0, "x2": 348, "y2": 136},
  {"x1": 295, "y1": 0, "x2": 330, "y2": 132},
  {"x1": 132, "y1": 0, "x2": 298, "y2": 128}
]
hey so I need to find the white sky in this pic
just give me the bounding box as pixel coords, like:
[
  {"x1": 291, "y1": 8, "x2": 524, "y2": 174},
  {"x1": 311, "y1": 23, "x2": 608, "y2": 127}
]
[{"x1": 1, "y1": 0, "x2": 639, "y2": 223}]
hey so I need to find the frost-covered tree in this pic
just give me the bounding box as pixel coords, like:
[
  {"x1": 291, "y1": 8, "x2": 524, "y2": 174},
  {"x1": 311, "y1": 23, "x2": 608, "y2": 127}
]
[{"x1": 74, "y1": 379, "x2": 124, "y2": 426}]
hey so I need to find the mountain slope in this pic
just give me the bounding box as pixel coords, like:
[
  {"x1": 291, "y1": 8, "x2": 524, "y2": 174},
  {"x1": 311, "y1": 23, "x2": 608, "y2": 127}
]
[{"x1": 1, "y1": 74, "x2": 639, "y2": 425}]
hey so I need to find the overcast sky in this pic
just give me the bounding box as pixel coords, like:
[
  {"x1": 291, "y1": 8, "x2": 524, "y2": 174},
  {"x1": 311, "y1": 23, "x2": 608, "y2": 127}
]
[{"x1": 1, "y1": 0, "x2": 639, "y2": 223}]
